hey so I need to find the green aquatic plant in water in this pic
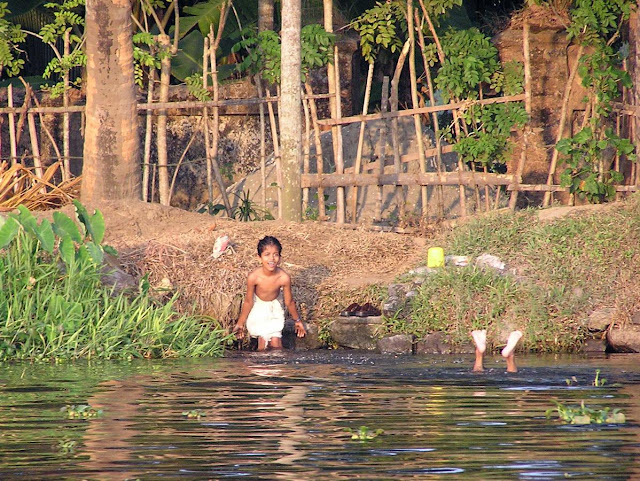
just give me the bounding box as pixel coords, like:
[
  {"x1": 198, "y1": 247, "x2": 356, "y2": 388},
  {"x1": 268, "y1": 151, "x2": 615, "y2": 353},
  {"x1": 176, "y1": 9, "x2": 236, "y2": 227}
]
[
  {"x1": 346, "y1": 426, "x2": 384, "y2": 441},
  {"x1": 547, "y1": 400, "x2": 626, "y2": 425},
  {"x1": 182, "y1": 409, "x2": 206, "y2": 419},
  {"x1": 61, "y1": 404, "x2": 103, "y2": 419},
  {"x1": 0, "y1": 202, "x2": 231, "y2": 361}
]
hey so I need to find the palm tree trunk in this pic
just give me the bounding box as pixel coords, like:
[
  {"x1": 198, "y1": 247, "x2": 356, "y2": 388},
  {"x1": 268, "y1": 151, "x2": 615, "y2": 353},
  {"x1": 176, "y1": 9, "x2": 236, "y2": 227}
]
[
  {"x1": 82, "y1": 0, "x2": 140, "y2": 202},
  {"x1": 279, "y1": 0, "x2": 302, "y2": 221}
]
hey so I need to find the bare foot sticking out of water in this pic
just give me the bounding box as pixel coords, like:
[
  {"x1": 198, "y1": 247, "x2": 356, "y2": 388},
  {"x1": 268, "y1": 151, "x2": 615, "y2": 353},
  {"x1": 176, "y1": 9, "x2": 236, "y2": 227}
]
[
  {"x1": 501, "y1": 330, "x2": 522, "y2": 358},
  {"x1": 471, "y1": 330, "x2": 487, "y2": 354},
  {"x1": 501, "y1": 330, "x2": 522, "y2": 373},
  {"x1": 471, "y1": 330, "x2": 487, "y2": 372}
]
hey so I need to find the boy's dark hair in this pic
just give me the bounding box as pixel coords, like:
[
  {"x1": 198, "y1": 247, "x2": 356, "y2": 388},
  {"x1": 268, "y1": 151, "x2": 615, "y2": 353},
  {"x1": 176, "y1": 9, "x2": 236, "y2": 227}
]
[{"x1": 257, "y1": 235, "x2": 282, "y2": 256}]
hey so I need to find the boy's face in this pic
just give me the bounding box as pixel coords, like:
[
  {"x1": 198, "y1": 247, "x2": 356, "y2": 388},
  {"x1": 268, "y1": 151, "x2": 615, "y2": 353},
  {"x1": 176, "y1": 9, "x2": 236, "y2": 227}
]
[{"x1": 259, "y1": 244, "x2": 281, "y2": 272}]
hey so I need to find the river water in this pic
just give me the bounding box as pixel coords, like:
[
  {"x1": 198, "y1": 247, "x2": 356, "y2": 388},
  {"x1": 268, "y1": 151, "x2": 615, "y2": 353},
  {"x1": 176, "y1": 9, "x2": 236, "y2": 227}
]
[{"x1": 1, "y1": 351, "x2": 639, "y2": 480}]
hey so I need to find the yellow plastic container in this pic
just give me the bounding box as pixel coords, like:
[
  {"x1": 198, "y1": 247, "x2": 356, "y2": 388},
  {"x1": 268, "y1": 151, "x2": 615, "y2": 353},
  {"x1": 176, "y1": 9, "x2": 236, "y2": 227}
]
[{"x1": 427, "y1": 247, "x2": 445, "y2": 268}]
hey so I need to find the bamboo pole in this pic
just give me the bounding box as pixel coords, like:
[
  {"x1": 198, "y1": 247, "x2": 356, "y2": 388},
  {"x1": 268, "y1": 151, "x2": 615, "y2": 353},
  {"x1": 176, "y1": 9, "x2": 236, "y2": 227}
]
[
  {"x1": 142, "y1": 66, "x2": 156, "y2": 202},
  {"x1": 415, "y1": 13, "x2": 444, "y2": 218},
  {"x1": 408, "y1": 0, "x2": 428, "y2": 219},
  {"x1": 509, "y1": 20, "x2": 531, "y2": 210},
  {"x1": 302, "y1": 94, "x2": 311, "y2": 215},
  {"x1": 304, "y1": 82, "x2": 327, "y2": 219},
  {"x1": 202, "y1": 35, "x2": 214, "y2": 204},
  {"x1": 265, "y1": 87, "x2": 282, "y2": 217},
  {"x1": 376, "y1": 76, "x2": 390, "y2": 221},
  {"x1": 301, "y1": 171, "x2": 515, "y2": 188},
  {"x1": 62, "y1": 30, "x2": 70, "y2": 181},
  {"x1": 209, "y1": 12, "x2": 233, "y2": 217},
  {"x1": 349, "y1": 61, "x2": 374, "y2": 223},
  {"x1": 271, "y1": 86, "x2": 284, "y2": 219},
  {"x1": 390, "y1": 40, "x2": 411, "y2": 220},
  {"x1": 7, "y1": 85, "x2": 18, "y2": 168},
  {"x1": 168, "y1": 117, "x2": 203, "y2": 204},
  {"x1": 156, "y1": 33, "x2": 172, "y2": 205},
  {"x1": 255, "y1": 75, "x2": 268, "y2": 208},
  {"x1": 324, "y1": 0, "x2": 345, "y2": 224},
  {"x1": 27, "y1": 111, "x2": 44, "y2": 180},
  {"x1": 543, "y1": 44, "x2": 584, "y2": 207}
]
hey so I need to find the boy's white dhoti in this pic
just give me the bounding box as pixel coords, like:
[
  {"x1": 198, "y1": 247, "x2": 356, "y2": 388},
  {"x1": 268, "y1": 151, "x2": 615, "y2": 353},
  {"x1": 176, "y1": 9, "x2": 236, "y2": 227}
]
[{"x1": 246, "y1": 295, "x2": 285, "y2": 340}]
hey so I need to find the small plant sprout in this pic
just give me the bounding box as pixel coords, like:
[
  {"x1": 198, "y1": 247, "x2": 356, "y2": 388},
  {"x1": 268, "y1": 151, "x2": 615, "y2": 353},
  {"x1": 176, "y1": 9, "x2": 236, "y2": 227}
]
[
  {"x1": 345, "y1": 426, "x2": 384, "y2": 441},
  {"x1": 61, "y1": 404, "x2": 103, "y2": 419},
  {"x1": 546, "y1": 400, "x2": 625, "y2": 425},
  {"x1": 593, "y1": 369, "x2": 607, "y2": 387},
  {"x1": 182, "y1": 409, "x2": 206, "y2": 419},
  {"x1": 565, "y1": 376, "x2": 578, "y2": 386}
]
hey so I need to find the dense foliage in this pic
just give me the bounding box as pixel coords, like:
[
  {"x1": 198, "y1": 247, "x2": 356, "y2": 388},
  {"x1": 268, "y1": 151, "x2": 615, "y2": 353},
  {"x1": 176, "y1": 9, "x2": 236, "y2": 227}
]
[{"x1": 0, "y1": 202, "x2": 229, "y2": 361}]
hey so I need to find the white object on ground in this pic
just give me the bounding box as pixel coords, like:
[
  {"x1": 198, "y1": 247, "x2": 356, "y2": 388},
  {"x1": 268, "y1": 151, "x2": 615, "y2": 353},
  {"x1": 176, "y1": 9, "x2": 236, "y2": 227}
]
[
  {"x1": 212, "y1": 235, "x2": 230, "y2": 259},
  {"x1": 475, "y1": 253, "x2": 506, "y2": 271}
]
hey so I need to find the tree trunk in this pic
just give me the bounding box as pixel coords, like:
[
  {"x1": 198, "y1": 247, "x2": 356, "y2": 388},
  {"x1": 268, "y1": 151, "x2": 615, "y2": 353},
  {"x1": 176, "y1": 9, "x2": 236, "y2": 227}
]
[
  {"x1": 279, "y1": 0, "x2": 302, "y2": 221},
  {"x1": 82, "y1": 0, "x2": 140, "y2": 203},
  {"x1": 258, "y1": 0, "x2": 275, "y2": 32}
]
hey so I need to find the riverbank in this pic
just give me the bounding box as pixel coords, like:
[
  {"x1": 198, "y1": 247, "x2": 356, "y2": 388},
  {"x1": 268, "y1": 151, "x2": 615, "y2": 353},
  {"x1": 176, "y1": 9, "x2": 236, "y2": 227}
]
[{"x1": 39, "y1": 195, "x2": 640, "y2": 355}]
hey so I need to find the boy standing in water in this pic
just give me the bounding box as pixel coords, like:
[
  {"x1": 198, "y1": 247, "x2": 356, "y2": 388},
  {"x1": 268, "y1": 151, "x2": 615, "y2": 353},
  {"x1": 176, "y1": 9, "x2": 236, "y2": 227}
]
[
  {"x1": 471, "y1": 329, "x2": 523, "y2": 373},
  {"x1": 233, "y1": 236, "x2": 306, "y2": 351}
]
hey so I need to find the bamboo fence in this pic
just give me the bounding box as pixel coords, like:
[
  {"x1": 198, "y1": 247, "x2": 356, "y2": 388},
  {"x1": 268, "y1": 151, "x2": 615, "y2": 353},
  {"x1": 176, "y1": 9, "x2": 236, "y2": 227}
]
[{"x1": 1, "y1": 20, "x2": 639, "y2": 220}]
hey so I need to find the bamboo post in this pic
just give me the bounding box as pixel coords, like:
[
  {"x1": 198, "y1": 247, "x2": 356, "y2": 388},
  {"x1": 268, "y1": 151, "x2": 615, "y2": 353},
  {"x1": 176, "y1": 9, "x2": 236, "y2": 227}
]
[
  {"x1": 415, "y1": 14, "x2": 444, "y2": 218},
  {"x1": 305, "y1": 82, "x2": 327, "y2": 219},
  {"x1": 62, "y1": 29, "x2": 70, "y2": 181},
  {"x1": 543, "y1": 44, "x2": 584, "y2": 207},
  {"x1": 266, "y1": 88, "x2": 282, "y2": 218},
  {"x1": 408, "y1": 0, "x2": 428, "y2": 219},
  {"x1": 202, "y1": 35, "x2": 214, "y2": 203},
  {"x1": 142, "y1": 66, "x2": 156, "y2": 201},
  {"x1": 302, "y1": 94, "x2": 311, "y2": 214},
  {"x1": 156, "y1": 33, "x2": 172, "y2": 205},
  {"x1": 209, "y1": 14, "x2": 233, "y2": 217},
  {"x1": 452, "y1": 109, "x2": 468, "y2": 217},
  {"x1": 349, "y1": 61, "x2": 374, "y2": 223},
  {"x1": 376, "y1": 76, "x2": 390, "y2": 220},
  {"x1": 324, "y1": 0, "x2": 345, "y2": 224},
  {"x1": 509, "y1": 20, "x2": 532, "y2": 210},
  {"x1": 255, "y1": 74, "x2": 267, "y2": 208},
  {"x1": 7, "y1": 85, "x2": 18, "y2": 168},
  {"x1": 390, "y1": 40, "x2": 411, "y2": 220}
]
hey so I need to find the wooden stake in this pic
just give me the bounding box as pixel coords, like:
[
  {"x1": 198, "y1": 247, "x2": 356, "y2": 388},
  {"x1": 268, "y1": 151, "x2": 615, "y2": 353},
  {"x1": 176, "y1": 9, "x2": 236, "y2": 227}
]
[
  {"x1": 62, "y1": 29, "x2": 70, "y2": 181},
  {"x1": 302, "y1": 94, "x2": 311, "y2": 214},
  {"x1": 376, "y1": 76, "x2": 390, "y2": 221},
  {"x1": 142, "y1": 66, "x2": 156, "y2": 202},
  {"x1": 7, "y1": 85, "x2": 18, "y2": 168},
  {"x1": 304, "y1": 82, "x2": 327, "y2": 219},
  {"x1": 349, "y1": 61, "x2": 374, "y2": 223}
]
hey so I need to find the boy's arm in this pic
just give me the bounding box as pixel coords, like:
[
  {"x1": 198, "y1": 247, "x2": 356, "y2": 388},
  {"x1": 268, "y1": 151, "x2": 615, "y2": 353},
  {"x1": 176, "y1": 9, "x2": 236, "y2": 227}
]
[
  {"x1": 282, "y1": 274, "x2": 306, "y2": 337},
  {"x1": 233, "y1": 275, "x2": 256, "y2": 338}
]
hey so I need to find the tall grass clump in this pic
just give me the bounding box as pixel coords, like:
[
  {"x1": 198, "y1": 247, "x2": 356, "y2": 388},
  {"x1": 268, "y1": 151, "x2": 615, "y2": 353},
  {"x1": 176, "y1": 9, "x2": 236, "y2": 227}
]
[
  {"x1": 0, "y1": 202, "x2": 230, "y2": 362},
  {"x1": 403, "y1": 197, "x2": 640, "y2": 352}
]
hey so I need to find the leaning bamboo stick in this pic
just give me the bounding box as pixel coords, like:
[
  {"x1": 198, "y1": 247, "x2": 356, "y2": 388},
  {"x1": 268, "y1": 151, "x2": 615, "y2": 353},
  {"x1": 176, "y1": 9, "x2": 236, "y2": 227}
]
[
  {"x1": 304, "y1": 82, "x2": 327, "y2": 219},
  {"x1": 202, "y1": 35, "x2": 214, "y2": 204},
  {"x1": 254, "y1": 74, "x2": 267, "y2": 208},
  {"x1": 301, "y1": 171, "x2": 515, "y2": 188},
  {"x1": 407, "y1": 0, "x2": 428, "y2": 219},
  {"x1": 266, "y1": 87, "x2": 282, "y2": 218},
  {"x1": 543, "y1": 44, "x2": 584, "y2": 207},
  {"x1": 209, "y1": 13, "x2": 233, "y2": 217},
  {"x1": 302, "y1": 94, "x2": 311, "y2": 214},
  {"x1": 349, "y1": 61, "x2": 374, "y2": 223}
]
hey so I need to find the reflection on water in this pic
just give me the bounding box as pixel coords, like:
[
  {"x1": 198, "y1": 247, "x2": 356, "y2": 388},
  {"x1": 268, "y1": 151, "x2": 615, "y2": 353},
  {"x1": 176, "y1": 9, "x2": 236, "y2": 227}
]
[{"x1": 0, "y1": 352, "x2": 640, "y2": 479}]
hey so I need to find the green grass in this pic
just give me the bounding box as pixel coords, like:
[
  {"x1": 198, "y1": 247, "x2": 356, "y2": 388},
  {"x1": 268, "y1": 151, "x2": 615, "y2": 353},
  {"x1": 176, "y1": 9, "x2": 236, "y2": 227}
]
[
  {"x1": 396, "y1": 196, "x2": 640, "y2": 352},
  {"x1": 0, "y1": 223, "x2": 230, "y2": 362}
]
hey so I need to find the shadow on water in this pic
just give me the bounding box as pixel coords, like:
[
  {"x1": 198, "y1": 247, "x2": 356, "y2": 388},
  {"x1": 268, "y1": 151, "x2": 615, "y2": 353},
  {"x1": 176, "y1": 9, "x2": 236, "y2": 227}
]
[{"x1": 1, "y1": 351, "x2": 640, "y2": 479}]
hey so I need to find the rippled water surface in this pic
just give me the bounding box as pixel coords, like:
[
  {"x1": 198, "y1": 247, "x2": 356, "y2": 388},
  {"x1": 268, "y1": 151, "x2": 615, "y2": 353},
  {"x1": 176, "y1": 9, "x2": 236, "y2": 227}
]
[{"x1": 2, "y1": 351, "x2": 640, "y2": 480}]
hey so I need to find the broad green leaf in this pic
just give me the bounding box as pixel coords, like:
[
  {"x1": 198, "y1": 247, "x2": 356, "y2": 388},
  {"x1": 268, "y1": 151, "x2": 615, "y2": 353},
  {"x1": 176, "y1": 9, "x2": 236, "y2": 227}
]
[
  {"x1": 172, "y1": 30, "x2": 205, "y2": 81},
  {"x1": 35, "y1": 219, "x2": 55, "y2": 253},
  {"x1": 14, "y1": 204, "x2": 37, "y2": 234},
  {"x1": 59, "y1": 235, "x2": 75, "y2": 266},
  {"x1": 86, "y1": 242, "x2": 104, "y2": 265},
  {"x1": 53, "y1": 211, "x2": 82, "y2": 242},
  {"x1": 0, "y1": 216, "x2": 20, "y2": 248},
  {"x1": 89, "y1": 210, "x2": 105, "y2": 244}
]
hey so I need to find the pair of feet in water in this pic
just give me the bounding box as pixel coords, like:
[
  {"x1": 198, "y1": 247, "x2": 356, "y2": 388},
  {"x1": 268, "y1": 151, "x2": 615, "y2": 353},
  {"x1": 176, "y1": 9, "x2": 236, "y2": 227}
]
[{"x1": 471, "y1": 329, "x2": 523, "y2": 373}]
